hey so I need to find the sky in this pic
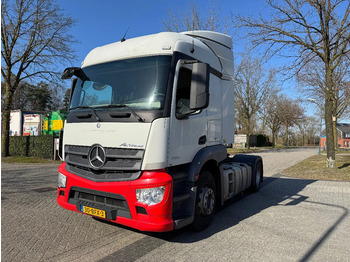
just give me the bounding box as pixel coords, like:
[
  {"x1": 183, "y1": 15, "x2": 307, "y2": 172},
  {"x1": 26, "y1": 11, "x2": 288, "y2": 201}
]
[
  {"x1": 57, "y1": 0, "x2": 347, "y2": 121},
  {"x1": 59, "y1": 0, "x2": 263, "y2": 64}
]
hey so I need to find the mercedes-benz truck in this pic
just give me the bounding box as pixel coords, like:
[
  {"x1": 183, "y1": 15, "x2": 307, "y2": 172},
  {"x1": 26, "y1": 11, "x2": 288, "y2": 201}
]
[{"x1": 57, "y1": 31, "x2": 263, "y2": 232}]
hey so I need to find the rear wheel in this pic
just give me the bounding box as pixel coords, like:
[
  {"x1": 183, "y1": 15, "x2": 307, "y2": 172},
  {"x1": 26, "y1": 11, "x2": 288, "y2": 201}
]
[
  {"x1": 232, "y1": 154, "x2": 263, "y2": 192},
  {"x1": 252, "y1": 160, "x2": 263, "y2": 192},
  {"x1": 192, "y1": 170, "x2": 216, "y2": 231}
]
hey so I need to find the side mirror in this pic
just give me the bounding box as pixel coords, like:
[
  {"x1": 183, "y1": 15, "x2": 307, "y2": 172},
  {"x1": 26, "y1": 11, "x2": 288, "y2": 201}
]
[
  {"x1": 61, "y1": 67, "x2": 81, "y2": 79},
  {"x1": 189, "y1": 63, "x2": 210, "y2": 110}
]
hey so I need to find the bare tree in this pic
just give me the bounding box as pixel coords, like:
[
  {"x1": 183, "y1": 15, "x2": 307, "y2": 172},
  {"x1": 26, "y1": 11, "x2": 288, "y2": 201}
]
[
  {"x1": 265, "y1": 94, "x2": 284, "y2": 146},
  {"x1": 234, "y1": 55, "x2": 277, "y2": 148},
  {"x1": 298, "y1": 116, "x2": 319, "y2": 146},
  {"x1": 298, "y1": 57, "x2": 350, "y2": 148},
  {"x1": 279, "y1": 96, "x2": 305, "y2": 147},
  {"x1": 1, "y1": 0, "x2": 76, "y2": 156},
  {"x1": 163, "y1": 2, "x2": 230, "y2": 34},
  {"x1": 235, "y1": 0, "x2": 350, "y2": 168}
]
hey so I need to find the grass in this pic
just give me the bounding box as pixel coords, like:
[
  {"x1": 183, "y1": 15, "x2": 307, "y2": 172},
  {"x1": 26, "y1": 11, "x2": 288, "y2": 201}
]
[
  {"x1": 227, "y1": 145, "x2": 317, "y2": 155},
  {"x1": 1, "y1": 156, "x2": 61, "y2": 164},
  {"x1": 322, "y1": 149, "x2": 350, "y2": 154},
  {"x1": 227, "y1": 147, "x2": 263, "y2": 154},
  {"x1": 282, "y1": 154, "x2": 350, "y2": 181}
]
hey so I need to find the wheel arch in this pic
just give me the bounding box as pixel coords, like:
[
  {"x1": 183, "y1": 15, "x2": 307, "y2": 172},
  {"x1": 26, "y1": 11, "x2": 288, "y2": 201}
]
[{"x1": 188, "y1": 144, "x2": 227, "y2": 182}]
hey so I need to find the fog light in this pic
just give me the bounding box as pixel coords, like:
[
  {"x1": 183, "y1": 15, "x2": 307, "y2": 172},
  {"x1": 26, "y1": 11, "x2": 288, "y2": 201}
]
[
  {"x1": 136, "y1": 186, "x2": 166, "y2": 206},
  {"x1": 58, "y1": 172, "x2": 67, "y2": 188}
]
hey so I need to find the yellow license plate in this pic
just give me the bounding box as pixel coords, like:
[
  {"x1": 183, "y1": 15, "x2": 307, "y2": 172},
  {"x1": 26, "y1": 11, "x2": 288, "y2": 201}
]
[{"x1": 81, "y1": 206, "x2": 106, "y2": 218}]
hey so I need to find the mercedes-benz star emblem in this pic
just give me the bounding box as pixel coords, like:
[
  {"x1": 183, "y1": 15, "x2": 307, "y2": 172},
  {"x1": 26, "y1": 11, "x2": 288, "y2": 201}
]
[{"x1": 88, "y1": 144, "x2": 106, "y2": 169}]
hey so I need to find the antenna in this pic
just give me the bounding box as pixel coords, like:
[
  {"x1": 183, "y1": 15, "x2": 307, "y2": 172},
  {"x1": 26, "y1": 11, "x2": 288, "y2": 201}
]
[
  {"x1": 190, "y1": 21, "x2": 195, "y2": 53},
  {"x1": 121, "y1": 27, "x2": 129, "y2": 42}
]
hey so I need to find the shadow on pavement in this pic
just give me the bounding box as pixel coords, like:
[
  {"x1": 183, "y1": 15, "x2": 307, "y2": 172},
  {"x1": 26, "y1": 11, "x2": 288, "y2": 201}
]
[
  {"x1": 100, "y1": 176, "x2": 325, "y2": 262},
  {"x1": 152, "y1": 176, "x2": 316, "y2": 243}
]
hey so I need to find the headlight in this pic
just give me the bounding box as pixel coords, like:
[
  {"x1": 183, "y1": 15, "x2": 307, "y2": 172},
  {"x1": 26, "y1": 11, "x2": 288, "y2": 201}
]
[
  {"x1": 136, "y1": 186, "x2": 166, "y2": 206},
  {"x1": 58, "y1": 172, "x2": 67, "y2": 188}
]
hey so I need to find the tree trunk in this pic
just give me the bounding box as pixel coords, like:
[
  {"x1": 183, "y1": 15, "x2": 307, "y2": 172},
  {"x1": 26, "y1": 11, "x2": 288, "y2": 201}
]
[
  {"x1": 324, "y1": 62, "x2": 336, "y2": 168},
  {"x1": 285, "y1": 125, "x2": 289, "y2": 147},
  {"x1": 1, "y1": 111, "x2": 11, "y2": 157},
  {"x1": 325, "y1": 98, "x2": 336, "y2": 168},
  {"x1": 246, "y1": 118, "x2": 251, "y2": 149},
  {"x1": 261, "y1": 112, "x2": 266, "y2": 135},
  {"x1": 333, "y1": 117, "x2": 338, "y2": 149},
  {"x1": 1, "y1": 79, "x2": 15, "y2": 157}
]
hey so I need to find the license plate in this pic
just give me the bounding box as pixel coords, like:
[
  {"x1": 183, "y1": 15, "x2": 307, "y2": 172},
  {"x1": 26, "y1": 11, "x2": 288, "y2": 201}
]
[{"x1": 81, "y1": 206, "x2": 106, "y2": 218}]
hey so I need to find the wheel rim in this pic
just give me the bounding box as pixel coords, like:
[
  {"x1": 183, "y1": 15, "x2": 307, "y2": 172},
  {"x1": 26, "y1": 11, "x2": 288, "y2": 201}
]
[{"x1": 198, "y1": 186, "x2": 215, "y2": 216}]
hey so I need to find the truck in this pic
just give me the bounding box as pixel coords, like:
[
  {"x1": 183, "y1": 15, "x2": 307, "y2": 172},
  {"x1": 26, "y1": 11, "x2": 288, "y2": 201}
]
[
  {"x1": 57, "y1": 31, "x2": 263, "y2": 232},
  {"x1": 44, "y1": 110, "x2": 67, "y2": 136},
  {"x1": 10, "y1": 110, "x2": 46, "y2": 136},
  {"x1": 10, "y1": 110, "x2": 22, "y2": 136},
  {"x1": 23, "y1": 113, "x2": 45, "y2": 136}
]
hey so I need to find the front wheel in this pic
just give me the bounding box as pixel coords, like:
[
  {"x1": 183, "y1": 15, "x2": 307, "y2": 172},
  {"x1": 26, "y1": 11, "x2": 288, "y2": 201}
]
[{"x1": 192, "y1": 170, "x2": 216, "y2": 231}]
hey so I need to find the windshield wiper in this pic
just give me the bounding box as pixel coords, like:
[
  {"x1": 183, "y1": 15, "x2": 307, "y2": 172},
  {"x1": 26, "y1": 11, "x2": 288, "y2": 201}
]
[
  {"x1": 95, "y1": 104, "x2": 145, "y2": 122},
  {"x1": 70, "y1": 106, "x2": 101, "y2": 122}
]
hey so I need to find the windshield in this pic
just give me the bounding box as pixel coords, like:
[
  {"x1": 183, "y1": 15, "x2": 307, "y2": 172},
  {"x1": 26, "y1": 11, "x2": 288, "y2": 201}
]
[{"x1": 70, "y1": 56, "x2": 172, "y2": 110}]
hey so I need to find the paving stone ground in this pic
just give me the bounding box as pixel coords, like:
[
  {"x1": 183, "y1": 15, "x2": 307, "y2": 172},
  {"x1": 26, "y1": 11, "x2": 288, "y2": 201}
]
[{"x1": 1, "y1": 148, "x2": 349, "y2": 261}]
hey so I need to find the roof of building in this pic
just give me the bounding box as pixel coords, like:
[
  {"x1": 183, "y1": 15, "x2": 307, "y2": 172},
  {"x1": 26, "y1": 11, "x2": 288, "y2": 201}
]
[{"x1": 337, "y1": 123, "x2": 350, "y2": 134}]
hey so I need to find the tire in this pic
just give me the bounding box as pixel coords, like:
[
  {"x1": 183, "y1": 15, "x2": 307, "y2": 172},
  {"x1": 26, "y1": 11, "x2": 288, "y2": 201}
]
[
  {"x1": 252, "y1": 159, "x2": 263, "y2": 192},
  {"x1": 192, "y1": 170, "x2": 216, "y2": 231}
]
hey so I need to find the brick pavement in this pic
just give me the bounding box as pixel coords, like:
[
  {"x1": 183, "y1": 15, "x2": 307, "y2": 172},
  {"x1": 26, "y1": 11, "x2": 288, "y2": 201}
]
[
  {"x1": 135, "y1": 178, "x2": 350, "y2": 262},
  {"x1": 1, "y1": 150, "x2": 350, "y2": 262}
]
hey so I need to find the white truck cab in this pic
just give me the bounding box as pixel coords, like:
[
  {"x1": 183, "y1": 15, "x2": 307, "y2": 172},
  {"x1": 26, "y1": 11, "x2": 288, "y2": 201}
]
[{"x1": 57, "y1": 31, "x2": 263, "y2": 232}]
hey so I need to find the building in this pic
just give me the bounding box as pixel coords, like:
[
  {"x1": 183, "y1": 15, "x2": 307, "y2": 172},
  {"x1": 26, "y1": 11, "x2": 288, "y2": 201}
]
[{"x1": 320, "y1": 123, "x2": 350, "y2": 149}]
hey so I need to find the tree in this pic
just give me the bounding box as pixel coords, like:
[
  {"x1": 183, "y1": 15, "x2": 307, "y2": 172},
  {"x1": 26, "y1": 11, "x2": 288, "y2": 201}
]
[
  {"x1": 62, "y1": 88, "x2": 71, "y2": 111},
  {"x1": 234, "y1": 55, "x2": 277, "y2": 148},
  {"x1": 163, "y1": 2, "x2": 230, "y2": 33},
  {"x1": 9, "y1": 81, "x2": 31, "y2": 110},
  {"x1": 1, "y1": 0, "x2": 76, "y2": 156},
  {"x1": 235, "y1": 0, "x2": 350, "y2": 168},
  {"x1": 2, "y1": 80, "x2": 55, "y2": 111},
  {"x1": 26, "y1": 81, "x2": 52, "y2": 111},
  {"x1": 298, "y1": 116, "x2": 319, "y2": 146},
  {"x1": 265, "y1": 94, "x2": 284, "y2": 146},
  {"x1": 298, "y1": 57, "x2": 350, "y2": 148},
  {"x1": 279, "y1": 96, "x2": 304, "y2": 147}
]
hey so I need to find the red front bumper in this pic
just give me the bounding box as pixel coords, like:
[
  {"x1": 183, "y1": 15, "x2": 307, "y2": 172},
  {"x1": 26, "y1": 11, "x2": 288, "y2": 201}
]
[{"x1": 57, "y1": 163, "x2": 174, "y2": 232}]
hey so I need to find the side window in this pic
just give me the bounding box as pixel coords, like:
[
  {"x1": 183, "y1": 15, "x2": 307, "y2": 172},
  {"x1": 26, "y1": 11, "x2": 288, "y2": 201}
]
[{"x1": 176, "y1": 67, "x2": 192, "y2": 115}]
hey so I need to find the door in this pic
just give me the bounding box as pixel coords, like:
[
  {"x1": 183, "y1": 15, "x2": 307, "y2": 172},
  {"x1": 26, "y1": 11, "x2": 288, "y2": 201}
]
[{"x1": 168, "y1": 60, "x2": 208, "y2": 167}]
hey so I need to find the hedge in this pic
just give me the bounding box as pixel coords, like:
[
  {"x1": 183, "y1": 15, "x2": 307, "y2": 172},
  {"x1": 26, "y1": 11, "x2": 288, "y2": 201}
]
[
  {"x1": 256, "y1": 134, "x2": 270, "y2": 147},
  {"x1": 9, "y1": 135, "x2": 54, "y2": 159}
]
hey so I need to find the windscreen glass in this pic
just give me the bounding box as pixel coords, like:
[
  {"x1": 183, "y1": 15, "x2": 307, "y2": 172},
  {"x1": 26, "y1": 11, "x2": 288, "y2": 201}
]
[{"x1": 70, "y1": 56, "x2": 172, "y2": 110}]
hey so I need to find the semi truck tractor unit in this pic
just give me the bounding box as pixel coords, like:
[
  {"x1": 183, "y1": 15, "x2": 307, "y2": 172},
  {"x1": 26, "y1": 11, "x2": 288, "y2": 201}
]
[{"x1": 57, "y1": 31, "x2": 263, "y2": 232}]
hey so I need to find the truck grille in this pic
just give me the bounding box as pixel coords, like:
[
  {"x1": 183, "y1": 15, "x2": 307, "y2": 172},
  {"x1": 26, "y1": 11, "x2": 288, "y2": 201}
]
[{"x1": 65, "y1": 145, "x2": 144, "y2": 181}]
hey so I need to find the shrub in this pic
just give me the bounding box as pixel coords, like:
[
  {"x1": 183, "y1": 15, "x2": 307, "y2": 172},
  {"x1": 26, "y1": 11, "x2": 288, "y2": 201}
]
[
  {"x1": 9, "y1": 135, "x2": 54, "y2": 159},
  {"x1": 256, "y1": 134, "x2": 270, "y2": 147}
]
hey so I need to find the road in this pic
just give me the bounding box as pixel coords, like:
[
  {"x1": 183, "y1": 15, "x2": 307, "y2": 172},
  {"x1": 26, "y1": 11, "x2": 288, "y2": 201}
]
[{"x1": 2, "y1": 148, "x2": 350, "y2": 262}]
